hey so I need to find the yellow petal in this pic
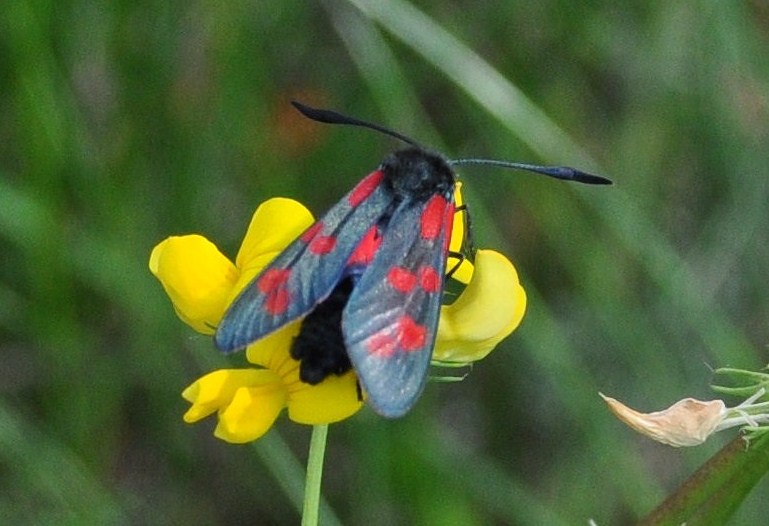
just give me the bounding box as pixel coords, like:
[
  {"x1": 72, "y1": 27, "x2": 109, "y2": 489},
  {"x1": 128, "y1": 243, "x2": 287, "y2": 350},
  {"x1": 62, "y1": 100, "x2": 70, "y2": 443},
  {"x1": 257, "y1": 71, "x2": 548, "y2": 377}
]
[
  {"x1": 600, "y1": 393, "x2": 726, "y2": 447},
  {"x1": 215, "y1": 382, "x2": 289, "y2": 443},
  {"x1": 150, "y1": 235, "x2": 238, "y2": 333},
  {"x1": 244, "y1": 321, "x2": 361, "y2": 424},
  {"x1": 236, "y1": 198, "x2": 314, "y2": 276},
  {"x1": 245, "y1": 321, "x2": 303, "y2": 378},
  {"x1": 181, "y1": 368, "x2": 278, "y2": 422},
  {"x1": 287, "y1": 370, "x2": 363, "y2": 424},
  {"x1": 433, "y1": 249, "x2": 526, "y2": 363},
  {"x1": 448, "y1": 258, "x2": 475, "y2": 285},
  {"x1": 446, "y1": 183, "x2": 474, "y2": 285}
]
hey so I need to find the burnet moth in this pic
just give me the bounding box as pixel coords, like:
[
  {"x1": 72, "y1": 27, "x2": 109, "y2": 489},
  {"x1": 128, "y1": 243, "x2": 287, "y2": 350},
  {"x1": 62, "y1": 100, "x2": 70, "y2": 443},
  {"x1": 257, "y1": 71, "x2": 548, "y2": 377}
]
[{"x1": 215, "y1": 101, "x2": 611, "y2": 418}]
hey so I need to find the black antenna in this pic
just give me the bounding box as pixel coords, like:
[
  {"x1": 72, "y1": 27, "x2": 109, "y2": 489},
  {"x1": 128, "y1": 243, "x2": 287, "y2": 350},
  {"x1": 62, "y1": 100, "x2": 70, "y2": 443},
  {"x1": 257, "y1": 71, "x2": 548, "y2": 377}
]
[
  {"x1": 293, "y1": 101, "x2": 612, "y2": 186},
  {"x1": 291, "y1": 101, "x2": 422, "y2": 149},
  {"x1": 451, "y1": 158, "x2": 612, "y2": 185}
]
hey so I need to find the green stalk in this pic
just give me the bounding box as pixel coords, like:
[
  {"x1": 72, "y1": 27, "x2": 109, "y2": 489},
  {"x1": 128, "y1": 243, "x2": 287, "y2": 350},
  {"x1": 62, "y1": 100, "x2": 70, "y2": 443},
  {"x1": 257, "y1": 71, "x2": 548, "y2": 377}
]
[{"x1": 302, "y1": 425, "x2": 329, "y2": 526}]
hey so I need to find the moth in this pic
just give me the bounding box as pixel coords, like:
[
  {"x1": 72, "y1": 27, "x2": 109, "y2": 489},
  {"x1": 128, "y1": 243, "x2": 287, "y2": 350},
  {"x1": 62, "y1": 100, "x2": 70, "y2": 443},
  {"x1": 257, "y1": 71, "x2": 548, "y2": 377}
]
[{"x1": 215, "y1": 102, "x2": 610, "y2": 417}]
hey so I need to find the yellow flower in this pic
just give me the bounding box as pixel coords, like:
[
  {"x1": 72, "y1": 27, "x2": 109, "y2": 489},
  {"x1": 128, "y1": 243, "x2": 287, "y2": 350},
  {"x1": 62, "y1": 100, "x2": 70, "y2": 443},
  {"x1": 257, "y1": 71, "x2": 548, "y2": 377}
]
[
  {"x1": 433, "y1": 249, "x2": 526, "y2": 364},
  {"x1": 150, "y1": 186, "x2": 526, "y2": 442},
  {"x1": 182, "y1": 326, "x2": 361, "y2": 443}
]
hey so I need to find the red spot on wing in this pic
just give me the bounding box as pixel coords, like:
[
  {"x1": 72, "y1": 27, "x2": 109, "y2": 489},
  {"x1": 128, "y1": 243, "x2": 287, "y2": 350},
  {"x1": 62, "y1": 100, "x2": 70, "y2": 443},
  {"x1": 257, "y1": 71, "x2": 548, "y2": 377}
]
[
  {"x1": 349, "y1": 170, "x2": 384, "y2": 206},
  {"x1": 366, "y1": 315, "x2": 428, "y2": 357},
  {"x1": 398, "y1": 316, "x2": 427, "y2": 351},
  {"x1": 347, "y1": 226, "x2": 382, "y2": 266},
  {"x1": 421, "y1": 195, "x2": 448, "y2": 240},
  {"x1": 388, "y1": 266, "x2": 442, "y2": 294},
  {"x1": 256, "y1": 269, "x2": 292, "y2": 315},
  {"x1": 367, "y1": 332, "x2": 398, "y2": 358},
  {"x1": 300, "y1": 221, "x2": 336, "y2": 255},
  {"x1": 300, "y1": 222, "x2": 323, "y2": 243},
  {"x1": 418, "y1": 266, "x2": 441, "y2": 293},
  {"x1": 257, "y1": 268, "x2": 291, "y2": 293},
  {"x1": 309, "y1": 235, "x2": 336, "y2": 255},
  {"x1": 387, "y1": 266, "x2": 418, "y2": 293},
  {"x1": 265, "y1": 288, "x2": 290, "y2": 315}
]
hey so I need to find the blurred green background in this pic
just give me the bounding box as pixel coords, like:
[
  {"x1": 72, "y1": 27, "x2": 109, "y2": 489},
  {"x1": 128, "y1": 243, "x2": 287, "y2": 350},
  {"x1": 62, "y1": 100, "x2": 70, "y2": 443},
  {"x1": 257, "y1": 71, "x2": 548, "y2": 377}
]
[{"x1": 2, "y1": 1, "x2": 768, "y2": 524}]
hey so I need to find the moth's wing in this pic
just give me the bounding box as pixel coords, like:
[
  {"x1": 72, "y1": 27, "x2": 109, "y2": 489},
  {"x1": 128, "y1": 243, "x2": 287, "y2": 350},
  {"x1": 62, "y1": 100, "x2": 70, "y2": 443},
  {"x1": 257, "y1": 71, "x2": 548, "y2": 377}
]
[
  {"x1": 215, "y1": 171, "x2": 393, "y2": 352},
  {"x1": 342, "y1": 192, "x2": 455, "y2": 417}
]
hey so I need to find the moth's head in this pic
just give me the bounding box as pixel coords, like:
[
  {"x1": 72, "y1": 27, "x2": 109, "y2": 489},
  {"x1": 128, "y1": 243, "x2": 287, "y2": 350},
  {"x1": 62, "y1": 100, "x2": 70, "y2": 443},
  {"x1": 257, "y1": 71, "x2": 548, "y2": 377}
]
[{"x1": 380, "y1": 148, "x2": 455, "y2": 200}]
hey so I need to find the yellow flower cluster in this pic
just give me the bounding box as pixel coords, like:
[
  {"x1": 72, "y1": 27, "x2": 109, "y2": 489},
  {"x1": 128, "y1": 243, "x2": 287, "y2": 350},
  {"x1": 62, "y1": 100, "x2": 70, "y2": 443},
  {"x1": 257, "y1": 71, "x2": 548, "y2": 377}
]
[{"x1": 149, "y1": 188, "x2": 526, "y2": 443}]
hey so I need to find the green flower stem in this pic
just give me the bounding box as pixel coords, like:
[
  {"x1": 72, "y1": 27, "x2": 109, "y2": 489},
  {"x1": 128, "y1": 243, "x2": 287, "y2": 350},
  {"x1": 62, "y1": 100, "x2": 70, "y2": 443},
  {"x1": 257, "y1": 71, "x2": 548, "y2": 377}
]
[
  {"x1": 302, "y1": 424, "x2": 329, "y2": 526},
  {"x1": 639, "y1": 431, "x2": 769, "y2": 524}
]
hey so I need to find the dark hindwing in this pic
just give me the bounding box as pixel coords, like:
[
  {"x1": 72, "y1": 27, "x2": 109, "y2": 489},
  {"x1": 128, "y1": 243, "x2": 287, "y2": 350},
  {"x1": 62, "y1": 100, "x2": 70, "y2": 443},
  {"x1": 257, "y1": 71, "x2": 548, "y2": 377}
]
[
  {"x1": 342, "y1": 191, "x2": 455, "y2": 417},
  {"x1": 215, "y1": 172, "x2": 392, "y2": 352}
]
